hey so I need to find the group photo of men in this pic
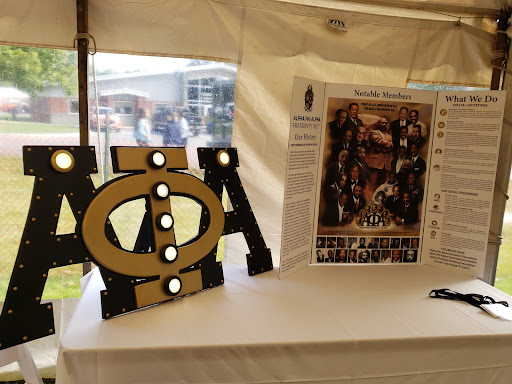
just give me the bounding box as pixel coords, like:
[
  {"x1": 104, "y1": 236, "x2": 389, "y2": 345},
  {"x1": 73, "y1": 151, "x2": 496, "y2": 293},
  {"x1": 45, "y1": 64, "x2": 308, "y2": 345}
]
[
  {"x1": 318, "y1": 98, "x2": 432, "y2": 234},
  {"x1": 315, "y1": 236, "x2": 419, "y2": 263}
]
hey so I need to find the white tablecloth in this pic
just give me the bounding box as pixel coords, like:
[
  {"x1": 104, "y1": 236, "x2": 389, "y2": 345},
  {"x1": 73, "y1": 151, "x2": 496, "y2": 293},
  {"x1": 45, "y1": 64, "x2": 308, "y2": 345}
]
[{"x1": 56, "y1": 264, "x2": 512, "y2": 383}]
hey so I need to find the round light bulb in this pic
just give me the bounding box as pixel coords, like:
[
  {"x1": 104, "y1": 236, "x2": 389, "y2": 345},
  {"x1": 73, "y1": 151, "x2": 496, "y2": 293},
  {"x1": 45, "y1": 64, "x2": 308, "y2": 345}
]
[
  {"x1": 162, "y1": 245, "x2": 177, "y2": 262},
  {"x1": 217, "y1": 150, "x2": 230, "y2": 167},
  {"x1": 56, "y1": 153, "x2": 73, "y2": 169},
  {"x1": 50, "y1": 150, "x2": 75, "y2": 173},
  {"x1": 149, "y1": 151, "x2": 166, "y2": 168},
  {"x1": 155, "y1": 183, "x2": 169, "y2": 198},
  {"x1": 168, "y1": 277, "x2": 181, "y2": 294},
  {"x1": 158, "y1": 213, "x2": 173, "y2": 230}
]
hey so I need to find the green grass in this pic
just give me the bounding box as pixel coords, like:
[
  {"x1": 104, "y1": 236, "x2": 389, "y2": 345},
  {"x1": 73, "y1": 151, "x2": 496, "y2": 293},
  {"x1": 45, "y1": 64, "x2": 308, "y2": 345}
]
[
  {"x1": 0, "y1": 155, "x2": 83, "y2": 300},
  {"x1": 0, "y1": 155, "x2": 33, "y2": 282},
  {"x1": 495, "y1": 223, "x2": 512, "y2": 294},
  {"x1": 0, "y1": 120, "x2": 78, "y2": 134},
  {"x1": 494, "y1": 177, "x2": 512, "y2": 294},
  {"x1": 0, "y1": 113, "x2": 32, "y2": 122}
]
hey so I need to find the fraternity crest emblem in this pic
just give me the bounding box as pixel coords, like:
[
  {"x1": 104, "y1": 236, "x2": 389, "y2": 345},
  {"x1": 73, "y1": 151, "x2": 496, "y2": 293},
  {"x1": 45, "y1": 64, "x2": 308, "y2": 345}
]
[
  {"x1": 304, "y1": 84, "x2": 314, "y2": 112},
  {"x1": 356, "y1": 204, "x2": 391, "y2": 228}
]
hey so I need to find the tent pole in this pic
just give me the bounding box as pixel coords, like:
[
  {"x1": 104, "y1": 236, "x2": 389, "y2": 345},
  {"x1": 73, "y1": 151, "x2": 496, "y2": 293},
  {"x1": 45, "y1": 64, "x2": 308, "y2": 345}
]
[
  {"x1": 77, "y1": 0, "x2": 89, "y2": 146},
  {"x1": 76, "y1": 0, "x2": 92, "y2": 275},
  {"x1": 491, "y1": 10, "x2": 509, "y2": 91},
  {"x1": 486, "y1": 10, "x2": 511, "y2": 285}
]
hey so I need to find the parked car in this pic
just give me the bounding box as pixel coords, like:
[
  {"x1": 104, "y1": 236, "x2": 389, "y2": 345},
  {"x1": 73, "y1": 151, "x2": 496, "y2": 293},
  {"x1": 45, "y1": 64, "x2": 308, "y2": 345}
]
[
  {"x1": 90, "y1": 107, "x2": 121, "y2": 132},
  {"x1": 4, "y1": 100, "x2": 30, "y2": 114}
]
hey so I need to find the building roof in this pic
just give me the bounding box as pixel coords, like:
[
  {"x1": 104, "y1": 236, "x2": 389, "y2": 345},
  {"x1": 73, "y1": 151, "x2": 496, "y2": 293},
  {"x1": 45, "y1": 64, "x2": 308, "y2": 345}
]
[
  {"x1": 93, "y1": 63, "x2": 237, "y2": 82},
  {"x1": 99, "y1": 88, "x2": 150, "y2": 98},
  {"x1": 0, "y1": 87, "x2": 29, "y2": 99}
]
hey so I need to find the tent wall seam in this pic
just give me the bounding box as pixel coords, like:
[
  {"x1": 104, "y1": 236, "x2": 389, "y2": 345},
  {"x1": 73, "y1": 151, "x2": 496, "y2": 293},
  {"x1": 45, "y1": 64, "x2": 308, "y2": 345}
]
[
  {"x1": 212, "y1": 0, "x2": 495, "y2": 18},
  {"x1": 340, "y1": 0, "x2": 499, "y2": 16},
  {"x1": 0, "y1": 39, "x2": 240, "y2": 63},
  {"x1": 407, "y1": 79, "x2": 492, "y2": 87},
  {"x1": 406, "y1": 28, "x2": 423, "y2": 87},
  {"x1": 211, "y1": 0, "x2": 495, "y2": 39}
]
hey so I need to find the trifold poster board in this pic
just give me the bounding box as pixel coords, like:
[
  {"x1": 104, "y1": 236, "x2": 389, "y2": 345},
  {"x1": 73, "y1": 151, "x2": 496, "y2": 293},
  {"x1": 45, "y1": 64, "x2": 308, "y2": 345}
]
[{"x1": 279, "y1": 77, "x2": 506, "y2": 279}]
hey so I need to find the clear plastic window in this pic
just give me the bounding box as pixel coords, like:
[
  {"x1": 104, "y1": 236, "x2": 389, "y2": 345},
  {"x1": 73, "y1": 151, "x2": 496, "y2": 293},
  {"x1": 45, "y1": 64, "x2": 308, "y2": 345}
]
[{"x1": 0, "y1": 47, "x2": 237, "y2": 301}]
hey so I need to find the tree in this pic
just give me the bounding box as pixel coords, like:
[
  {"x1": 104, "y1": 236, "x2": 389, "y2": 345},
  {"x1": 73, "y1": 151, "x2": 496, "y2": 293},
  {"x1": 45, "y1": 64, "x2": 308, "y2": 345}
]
[{"x1": 0, "y1": 46, "x2": 78, "y2": 96}]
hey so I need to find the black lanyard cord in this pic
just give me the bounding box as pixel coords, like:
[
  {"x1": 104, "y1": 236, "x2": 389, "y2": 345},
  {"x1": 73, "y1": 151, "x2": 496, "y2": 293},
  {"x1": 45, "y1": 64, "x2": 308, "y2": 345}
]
[{"x1": 429, "y1": 288, "x2": 509, "y2": 308}]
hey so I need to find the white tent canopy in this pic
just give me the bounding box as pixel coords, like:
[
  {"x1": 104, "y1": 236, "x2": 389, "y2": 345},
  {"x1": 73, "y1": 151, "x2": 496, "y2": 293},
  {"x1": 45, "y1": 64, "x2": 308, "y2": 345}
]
[
  {"x1": 0, "y1": 0, "x2": 508, "y2": 268},
  {"x1": 334, "y1": 0, "x2": 502, "y2": 15},
  {"x1": 0, "y1": 0, "x2": 500, "y2": 87},
  {"x1": 1, "y1": 0, "x2": 512, "y2": 380}
]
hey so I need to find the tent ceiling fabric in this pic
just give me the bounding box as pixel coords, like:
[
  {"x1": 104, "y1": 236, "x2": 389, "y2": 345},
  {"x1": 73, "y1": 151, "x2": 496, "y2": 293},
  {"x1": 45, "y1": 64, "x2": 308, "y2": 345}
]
[
  {"x1": 0, "y1": 1, "x2": 497, "y2": 59},
  {"x1": 328, "y1": 0, "x2": 500, "y2": 16},
  {"x1": 0, "y1": 0, "x2": 499, "y2": 263}
]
